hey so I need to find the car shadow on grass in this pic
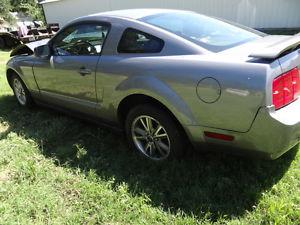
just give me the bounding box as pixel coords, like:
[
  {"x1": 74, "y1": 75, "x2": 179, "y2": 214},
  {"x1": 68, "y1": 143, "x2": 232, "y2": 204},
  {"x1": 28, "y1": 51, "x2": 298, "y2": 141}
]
[{"x1": 0, "y1": 94, "x2": 298, "y2": 221}]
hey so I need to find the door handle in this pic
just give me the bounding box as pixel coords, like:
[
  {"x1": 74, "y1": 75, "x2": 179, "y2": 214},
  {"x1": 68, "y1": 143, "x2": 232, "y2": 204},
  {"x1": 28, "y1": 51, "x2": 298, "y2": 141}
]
[{"x1": 78, "y1": 67, "x2": 92, "y2": 76}]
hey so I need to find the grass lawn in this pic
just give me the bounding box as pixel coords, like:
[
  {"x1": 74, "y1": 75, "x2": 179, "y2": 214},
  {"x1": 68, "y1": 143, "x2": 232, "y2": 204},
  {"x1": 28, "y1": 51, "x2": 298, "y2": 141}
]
[{"x1": 0, "y1": 50, "x2": 299, "y2": 225}]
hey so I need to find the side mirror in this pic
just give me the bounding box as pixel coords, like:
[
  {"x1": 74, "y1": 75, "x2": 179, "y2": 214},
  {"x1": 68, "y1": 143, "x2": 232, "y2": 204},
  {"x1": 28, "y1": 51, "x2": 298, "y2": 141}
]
[{"x1": 34, "y1": 44, "x2": 51, "y2": 58}]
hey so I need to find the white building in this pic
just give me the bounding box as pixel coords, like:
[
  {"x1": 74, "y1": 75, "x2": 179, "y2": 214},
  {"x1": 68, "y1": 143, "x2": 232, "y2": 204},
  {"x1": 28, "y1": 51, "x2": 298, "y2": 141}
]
[{"x1": 40, "y1": 0, "x2": 300, "y2": 29}]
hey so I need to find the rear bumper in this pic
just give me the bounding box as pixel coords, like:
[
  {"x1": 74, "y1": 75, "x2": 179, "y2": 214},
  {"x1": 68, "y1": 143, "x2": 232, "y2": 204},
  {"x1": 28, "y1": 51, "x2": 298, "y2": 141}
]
[{"x1": 186, "y1": 99, "x2": 300, "y2": 159}]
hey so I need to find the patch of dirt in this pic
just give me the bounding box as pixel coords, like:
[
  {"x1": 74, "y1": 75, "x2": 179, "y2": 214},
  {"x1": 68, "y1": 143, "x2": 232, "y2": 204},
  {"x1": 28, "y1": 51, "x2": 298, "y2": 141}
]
[
  {"x1": 0, "y1": 122, "x2": 9, "y2": 138},
  {"x1": 0, "y1": 170, "x2": 11, "y2": 182}
]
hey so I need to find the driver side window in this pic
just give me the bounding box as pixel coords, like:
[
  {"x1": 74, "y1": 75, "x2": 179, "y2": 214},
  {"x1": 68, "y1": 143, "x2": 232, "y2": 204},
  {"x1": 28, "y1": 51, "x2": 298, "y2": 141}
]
[{"x1": 52, "y1": 23, "x2": 110, "y2": 56}]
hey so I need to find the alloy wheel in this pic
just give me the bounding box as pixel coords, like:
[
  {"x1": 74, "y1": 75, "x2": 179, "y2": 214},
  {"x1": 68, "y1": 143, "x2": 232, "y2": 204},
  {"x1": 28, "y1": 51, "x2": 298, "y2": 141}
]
[
  {"x1": 131, "y1": 115, "x2": 171, "y2": 160},
  {"x1": 13, "y1": 78, "x2": 27, "y2": 105}
]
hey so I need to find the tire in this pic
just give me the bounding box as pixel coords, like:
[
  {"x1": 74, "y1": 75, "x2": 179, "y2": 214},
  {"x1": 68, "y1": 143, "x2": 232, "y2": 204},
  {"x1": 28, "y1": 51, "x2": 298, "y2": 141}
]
[
  {"x1": 0, "y1": 37, "x2": 5, "y2": 49},
  {"x1": 10, "y1": 74, "x2": 33, "y2": 107},
  {"x1": 125, "y1": 104, "x2": 185, "y2": 161}
]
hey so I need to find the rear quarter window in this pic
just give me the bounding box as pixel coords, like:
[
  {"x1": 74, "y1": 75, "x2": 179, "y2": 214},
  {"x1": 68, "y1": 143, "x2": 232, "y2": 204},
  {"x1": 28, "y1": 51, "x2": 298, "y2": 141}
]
[{"x1": 118, "y1": 28, "x2": 164, "y2": 53}]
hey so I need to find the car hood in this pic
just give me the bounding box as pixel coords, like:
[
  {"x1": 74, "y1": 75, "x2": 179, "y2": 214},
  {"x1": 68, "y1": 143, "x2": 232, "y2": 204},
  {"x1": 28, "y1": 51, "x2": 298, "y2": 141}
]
[{"x1": 10, "y1": 39, "x2": 50, "y2": 57}]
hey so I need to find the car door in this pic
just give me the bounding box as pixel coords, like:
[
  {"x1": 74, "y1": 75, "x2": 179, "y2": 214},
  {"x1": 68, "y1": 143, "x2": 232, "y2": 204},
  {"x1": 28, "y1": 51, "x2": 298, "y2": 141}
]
[
  {"x1": 33, "y1": 22, "x2": 110, "y2": 115},
  {"x1": 95, "y1": 28, "x2": 166, "y2": 121}
]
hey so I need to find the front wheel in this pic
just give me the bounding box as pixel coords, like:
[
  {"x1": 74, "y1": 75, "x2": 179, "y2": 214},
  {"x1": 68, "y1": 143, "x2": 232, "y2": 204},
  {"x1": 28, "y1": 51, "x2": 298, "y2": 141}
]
[
  {"x1": 125, "y1": 104, "x2": 185, "y2": 161},
  {"x1": 10, "y1": 74, "x2": 33, "y2": 107}
]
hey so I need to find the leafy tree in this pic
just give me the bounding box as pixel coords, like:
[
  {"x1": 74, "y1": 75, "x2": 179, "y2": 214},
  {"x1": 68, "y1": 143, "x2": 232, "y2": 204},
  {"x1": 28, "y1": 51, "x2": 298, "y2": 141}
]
[
  {"x1": 0, "y1": 0, "x2": 14, "y2": 23},
  {"x1": 10, "y1": 0, "x2": 44, "y2": 21}
]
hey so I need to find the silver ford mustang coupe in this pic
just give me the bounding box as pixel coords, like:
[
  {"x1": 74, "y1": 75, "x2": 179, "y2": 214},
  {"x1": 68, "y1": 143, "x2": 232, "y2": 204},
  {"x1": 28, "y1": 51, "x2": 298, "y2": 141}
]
[{"x1": 6, "y1": 9, "x2": 300, "y2": 161}]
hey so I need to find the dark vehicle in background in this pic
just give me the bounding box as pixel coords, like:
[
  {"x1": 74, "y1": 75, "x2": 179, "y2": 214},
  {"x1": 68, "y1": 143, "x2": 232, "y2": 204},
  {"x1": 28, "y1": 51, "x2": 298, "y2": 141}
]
[
  {"x1": 0, "y1": 32, "x2": 20, "y2": 49},
  {"x1": 0, "y1": 23, "x2": 59, "y2": 49}
]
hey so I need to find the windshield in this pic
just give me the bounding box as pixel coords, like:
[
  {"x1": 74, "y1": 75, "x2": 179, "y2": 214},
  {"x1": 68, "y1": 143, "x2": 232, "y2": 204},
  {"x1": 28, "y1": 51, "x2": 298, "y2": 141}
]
[{"x1": 140, "y1": 12, "x2": 263, "y2": 52}]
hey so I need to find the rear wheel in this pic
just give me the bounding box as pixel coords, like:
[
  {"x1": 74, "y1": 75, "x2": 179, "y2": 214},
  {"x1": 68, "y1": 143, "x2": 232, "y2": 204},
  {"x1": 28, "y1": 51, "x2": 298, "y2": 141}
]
[
  {"x1": 10, "y1": 74, "x2": 33, "y2": 107},
  {"x1": 125, "y1": 104, "x2": 185, "y2": 161}
]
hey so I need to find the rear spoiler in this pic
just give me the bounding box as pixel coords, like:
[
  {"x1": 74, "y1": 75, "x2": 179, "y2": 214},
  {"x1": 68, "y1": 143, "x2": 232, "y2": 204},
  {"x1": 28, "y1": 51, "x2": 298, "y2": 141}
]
[{"x1": 249, "y1": 34, "x2": 300, "y2": 59}]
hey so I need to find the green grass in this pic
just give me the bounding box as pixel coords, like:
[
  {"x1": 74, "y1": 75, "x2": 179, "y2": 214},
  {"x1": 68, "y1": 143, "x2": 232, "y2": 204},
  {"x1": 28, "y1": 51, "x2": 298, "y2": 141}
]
[{"x1": 0, "y1": 50, "x2": 299, "y2": 225}]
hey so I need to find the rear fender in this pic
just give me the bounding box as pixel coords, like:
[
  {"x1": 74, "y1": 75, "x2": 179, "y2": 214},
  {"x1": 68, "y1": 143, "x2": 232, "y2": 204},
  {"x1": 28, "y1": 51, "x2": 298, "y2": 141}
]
[{"x1": 114, "y1": 75, "x2": 196, "y2": 125}]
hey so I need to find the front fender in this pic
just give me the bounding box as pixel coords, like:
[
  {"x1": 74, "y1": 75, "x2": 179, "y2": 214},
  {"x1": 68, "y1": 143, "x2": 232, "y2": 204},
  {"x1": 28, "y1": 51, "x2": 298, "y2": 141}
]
[
  {"x1": 6, "y1": 56, "x2": 39, "y2": 92},
  {"x1": 113, "y1": 75, "x2": 197, "y2": 125},
  {"x1": 6, "y1": 57, "x2": 24, "y2": 84}
]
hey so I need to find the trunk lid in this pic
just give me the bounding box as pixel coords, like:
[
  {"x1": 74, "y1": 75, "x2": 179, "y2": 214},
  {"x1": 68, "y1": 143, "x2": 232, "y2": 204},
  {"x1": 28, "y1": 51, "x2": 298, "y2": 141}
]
[
  {"x1": 246, "y1": 34, "x2": 300, "y2": 75},
  {"x1": 218, "y1": 35, "x2": 300, "y2": 63},
  {"x1": 218, "y1": 34, "x2": 300, "y2": 76}
]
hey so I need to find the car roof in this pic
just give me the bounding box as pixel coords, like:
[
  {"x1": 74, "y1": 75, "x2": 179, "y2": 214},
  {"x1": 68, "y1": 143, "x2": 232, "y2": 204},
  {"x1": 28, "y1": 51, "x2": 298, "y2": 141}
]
[{"x1": 89, "y1": 8, "x2": 189, "y2": 20}]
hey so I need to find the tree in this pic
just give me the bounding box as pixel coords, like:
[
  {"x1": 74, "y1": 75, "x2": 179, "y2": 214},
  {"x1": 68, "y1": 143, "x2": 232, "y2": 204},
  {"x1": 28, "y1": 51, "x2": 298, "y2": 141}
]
[
  {"x1": 10, "y1": 0, "x2": 44, "y2": 21},
  {"x1": 0, "y1": 0, "x2": 14, "y2": 23}
]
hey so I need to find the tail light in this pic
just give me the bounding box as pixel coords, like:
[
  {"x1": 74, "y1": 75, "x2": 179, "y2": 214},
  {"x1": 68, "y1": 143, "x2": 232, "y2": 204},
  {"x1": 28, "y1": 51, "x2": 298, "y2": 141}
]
[{"x1": 272, "y1": 68, "x2": 300, "y2": 110}]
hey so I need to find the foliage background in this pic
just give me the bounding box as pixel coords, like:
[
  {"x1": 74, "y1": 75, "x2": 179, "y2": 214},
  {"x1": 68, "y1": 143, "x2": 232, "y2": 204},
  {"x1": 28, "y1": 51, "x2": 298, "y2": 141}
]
[{"x1": 0, "y1": 0, "x2": 44, "y2": 23}]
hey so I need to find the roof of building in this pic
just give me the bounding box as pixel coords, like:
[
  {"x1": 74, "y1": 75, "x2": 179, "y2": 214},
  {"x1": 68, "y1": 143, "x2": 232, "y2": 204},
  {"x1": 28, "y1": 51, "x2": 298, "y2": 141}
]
[{"x1": 38, "y1": 0, "x2": 61, "y2": 4}]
